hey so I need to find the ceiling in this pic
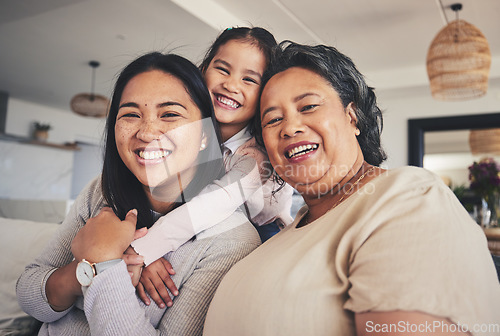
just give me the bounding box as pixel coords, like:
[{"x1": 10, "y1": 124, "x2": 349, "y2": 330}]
[{"x1": 1, "y1": 0, "x2": 499, "y2": 113}]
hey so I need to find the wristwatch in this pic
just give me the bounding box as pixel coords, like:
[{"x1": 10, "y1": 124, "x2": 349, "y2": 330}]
[{"x1": 76, "y1": 259, "x2": 122, "y2": 286}]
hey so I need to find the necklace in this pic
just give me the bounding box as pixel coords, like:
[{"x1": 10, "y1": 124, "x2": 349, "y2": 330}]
[
  {"x1": 299, "y1": 165, "x2": 375, "y2": 227},
  {"x1": 332, "y1": 165, "x2": 375, "y2": 208}
]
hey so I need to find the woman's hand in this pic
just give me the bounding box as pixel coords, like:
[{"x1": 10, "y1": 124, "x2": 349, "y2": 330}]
[
  {"x1": 137, "y1": 259, "x2": 178, "y2": 308},
  {"x1": 72, "y1": 207, "x2": 138, "y2": 263}
]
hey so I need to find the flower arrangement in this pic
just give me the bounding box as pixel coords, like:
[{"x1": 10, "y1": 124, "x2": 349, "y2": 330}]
[
  {"x1": 468, "y1": 157, "x2": 500, "y2": 198},
  {"x1": 469, "y1": 157, "x2": 500, "y2": 227}
]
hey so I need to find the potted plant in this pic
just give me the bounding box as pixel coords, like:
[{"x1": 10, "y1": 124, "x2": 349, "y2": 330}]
[{"x1": 33, "y1": 121, "x2": 52, "y2": 142}]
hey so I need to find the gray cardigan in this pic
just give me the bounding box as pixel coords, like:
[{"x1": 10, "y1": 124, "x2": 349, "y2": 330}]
[{"x1": 16, "y1": 176, "x2": 261, "y2": 335}]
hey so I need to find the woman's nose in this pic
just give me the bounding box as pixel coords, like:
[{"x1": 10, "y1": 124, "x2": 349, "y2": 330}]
[
  {"x1": 136, "y1": 119, "x2": 164, "y2": 143},
  {"x1": 280, "y1": 114, "x2": 305, "y2": 138}
]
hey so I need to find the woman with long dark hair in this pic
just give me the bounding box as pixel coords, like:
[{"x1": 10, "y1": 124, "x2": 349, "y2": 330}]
[{"x1": 17, "y1": 52, "x2": 260, "y2": 335}]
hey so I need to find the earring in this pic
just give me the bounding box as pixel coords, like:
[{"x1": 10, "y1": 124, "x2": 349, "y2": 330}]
[
  {"x1": 355, "y1": 128, "x2": 360, "y2": 136},
  {"x1": 200, "y1": 142, "x2": 206, "y2": 150}
]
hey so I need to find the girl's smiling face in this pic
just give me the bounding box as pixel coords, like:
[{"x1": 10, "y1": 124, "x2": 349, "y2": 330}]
[
  {"x1": 115, "y1": 70, "x2": 205, "y2": 196},
  {"x1": 204, "y1": 39, "x2": 267, "y2": 141},
  {"x1": 260, "y1": 67, "x2": 363, "y2": 197}
]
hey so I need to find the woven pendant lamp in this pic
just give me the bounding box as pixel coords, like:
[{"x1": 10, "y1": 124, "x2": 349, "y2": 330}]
[
  {"x1": 426, "y1": 3, "x2": 491, "y2": 101},
  {"x1": 70, "y1": 61, "x2": 109, "y2": 118},
  {"x1": 469, "y1": 128, "x2": 500, "y2": 155}
]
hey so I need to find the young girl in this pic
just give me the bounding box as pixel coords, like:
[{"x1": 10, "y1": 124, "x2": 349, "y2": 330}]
[{"x1": 129, "y1": 27, "x2": 294, "y2": 308}]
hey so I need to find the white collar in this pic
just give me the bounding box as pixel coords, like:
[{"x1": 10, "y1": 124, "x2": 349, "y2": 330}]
[{"x1": 223, "y1": 126, "x2": 251, "y2": 154}]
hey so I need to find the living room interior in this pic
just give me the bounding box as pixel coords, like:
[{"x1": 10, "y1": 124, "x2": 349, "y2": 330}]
[
  {"x1": 1, "y1": 1, "x2": 499, "y2": 333},
  {"x1": 1, "y1": 0, "x2": 499, "y2": 223}
]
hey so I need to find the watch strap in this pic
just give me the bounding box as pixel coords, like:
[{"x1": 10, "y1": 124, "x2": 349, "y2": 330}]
[{"x1": 94, "y1": 259, "x2": 122, "y2": 274}]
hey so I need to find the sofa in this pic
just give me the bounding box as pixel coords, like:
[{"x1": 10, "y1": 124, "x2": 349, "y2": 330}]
[
  {"x1": 1, "y1": 217, "x2": 499, "y2": 336},
  {"x1": 0, "y1": 218, "x2": 59, "y2": 336}
]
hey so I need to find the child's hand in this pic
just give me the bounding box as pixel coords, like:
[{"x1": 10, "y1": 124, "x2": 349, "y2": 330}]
[
  {"x1": 138, "y1": 258, "x2": 178, "y2": 308},
  {"x1": 123, "y1": 246, "x2": 144, "y2": 286}
]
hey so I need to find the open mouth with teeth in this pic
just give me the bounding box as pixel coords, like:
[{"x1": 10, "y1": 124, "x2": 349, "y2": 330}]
[
  {"x1": 216, "y1": 94, "x2": 241, "y2": 109},
  {"x1": 286, "y1": 144, "x2": 319, "y2": 159},
  {"x1": 137, "y1": 150, "x2": 171, "y2": 160}
]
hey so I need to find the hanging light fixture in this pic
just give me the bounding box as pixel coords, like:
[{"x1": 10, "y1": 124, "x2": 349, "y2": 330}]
[
  {"x1": 469, "y1": 128, "x2": 500, "y2": 155},
  {"x1": 70, "y1": 60, "x2": 109, "y2": 118},
  {"x1": 426, "y1": 3, "x2": 491, "y2": 101}
]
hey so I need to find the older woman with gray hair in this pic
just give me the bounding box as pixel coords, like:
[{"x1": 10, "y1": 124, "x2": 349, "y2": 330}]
[{"x1": 203, "y1": 41, "x2": 500, "y2": 336}]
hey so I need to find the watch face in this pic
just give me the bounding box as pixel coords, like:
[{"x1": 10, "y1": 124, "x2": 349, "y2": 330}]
[{"x1": 76, "y1": 260, "x2": 95, "y2": 286}]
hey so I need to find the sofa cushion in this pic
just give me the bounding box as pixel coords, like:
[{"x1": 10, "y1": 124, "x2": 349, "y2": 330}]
[{"x1": 0, "y1": 218, "x2": 58, "y2": 335}]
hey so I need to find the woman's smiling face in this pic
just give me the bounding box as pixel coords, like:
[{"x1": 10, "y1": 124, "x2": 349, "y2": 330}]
[
  {"x1": 115, "y1": 70, "x2": 205, "y2": 193},
  {"x1": 260, "y1": 67, "x2": 363, "y2": 197}
]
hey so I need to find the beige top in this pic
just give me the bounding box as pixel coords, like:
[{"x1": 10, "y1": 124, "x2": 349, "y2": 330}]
[{"x1": 203, "y1": 166, "x2": 500, "y2": 336}]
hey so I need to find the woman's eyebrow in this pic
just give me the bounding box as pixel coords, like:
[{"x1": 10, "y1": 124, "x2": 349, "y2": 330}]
[
  {"x1": 294, "y1": 92, "x2": 320, "y2": 102},
  {"x1": 262, "y1": 92, "x2": 320, "y2": 116},
  {"x1": 261, "y1": 105, "x2": 277, "y2": 117},
  {"x1": 118, "y1": 101, "x2": 186, "y2": 110},
  {"x1": 118, "y1": 102, "x2": 138, "y2": 109},
  {"x1": 158, "y1": 101, "x2": 186, "y2": 110}
]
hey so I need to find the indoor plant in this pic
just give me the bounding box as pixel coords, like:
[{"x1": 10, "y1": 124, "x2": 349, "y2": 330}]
[
  {"x1": 33, "y1": 121, "x2": 52, "y2": 142},
  {"x1": 468, "y1": 157, "x2": 500, "y2": 227}
]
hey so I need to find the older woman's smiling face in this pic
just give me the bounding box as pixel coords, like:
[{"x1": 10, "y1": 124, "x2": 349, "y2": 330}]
[{"x1": 260, "y1": 67, "x2": 363, "y2": 197}]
